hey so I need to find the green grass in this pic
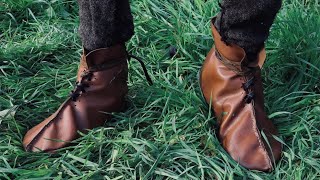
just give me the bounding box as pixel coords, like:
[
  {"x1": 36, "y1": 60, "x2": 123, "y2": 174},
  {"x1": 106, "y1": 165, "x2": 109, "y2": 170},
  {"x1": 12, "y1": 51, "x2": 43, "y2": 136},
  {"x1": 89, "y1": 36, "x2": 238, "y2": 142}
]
[{"x1": 0, "y1": 0, "x2": 319, "y2": 179}]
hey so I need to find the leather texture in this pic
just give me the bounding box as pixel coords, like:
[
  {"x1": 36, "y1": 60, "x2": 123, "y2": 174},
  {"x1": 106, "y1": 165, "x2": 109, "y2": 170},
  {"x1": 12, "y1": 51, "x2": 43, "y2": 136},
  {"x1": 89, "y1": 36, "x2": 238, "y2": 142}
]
[
  {"x1": 23, "y1": 44, "x2": 128, "y2": 152},
  {"x1": 200, "y1": 19, "x2": 282, "y2": 171}
]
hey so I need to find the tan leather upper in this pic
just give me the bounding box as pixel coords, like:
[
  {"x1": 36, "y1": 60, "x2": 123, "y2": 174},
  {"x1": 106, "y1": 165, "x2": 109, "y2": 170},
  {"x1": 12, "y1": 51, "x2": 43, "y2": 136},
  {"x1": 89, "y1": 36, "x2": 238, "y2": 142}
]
[
  {"x1": 200, "y1": 20, "x2": 282, "y2": 171},
  {"x1": 23, "y1": 44, "x2": 128, "y2": 152}
]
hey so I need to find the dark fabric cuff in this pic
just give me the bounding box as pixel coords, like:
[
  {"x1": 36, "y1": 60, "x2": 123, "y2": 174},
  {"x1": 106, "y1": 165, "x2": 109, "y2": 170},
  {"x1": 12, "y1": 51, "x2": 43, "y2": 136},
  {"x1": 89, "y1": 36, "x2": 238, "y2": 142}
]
[
  {"x1": 214, "y1": 0, "x2": 282, "y2": 58},
  {"x1": 78, "y1": 0, "x2": 134, "y2": 52}
]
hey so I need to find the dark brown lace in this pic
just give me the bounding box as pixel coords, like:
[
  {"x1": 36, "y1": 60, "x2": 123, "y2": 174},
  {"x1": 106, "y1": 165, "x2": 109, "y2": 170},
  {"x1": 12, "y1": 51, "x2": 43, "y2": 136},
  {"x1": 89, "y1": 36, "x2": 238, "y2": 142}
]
[
  {"x1": 127, "y1": 54, "x2": 153, "y2": 85},
  {"x1": 242, "y1": 74, "x2": 256, "y2": 104},
  {"x1": 26, "y1": 53, "x2": 152, "y2": 151},
  {"x1": 215, "y1": 48, "x2": 256, "y2": 104},
  {"x1": 70, "y1": 71, "x2": 93, "y2": 101},
  {"x1": 70, "y1": 53, "x2": 153, "y2": 102}
]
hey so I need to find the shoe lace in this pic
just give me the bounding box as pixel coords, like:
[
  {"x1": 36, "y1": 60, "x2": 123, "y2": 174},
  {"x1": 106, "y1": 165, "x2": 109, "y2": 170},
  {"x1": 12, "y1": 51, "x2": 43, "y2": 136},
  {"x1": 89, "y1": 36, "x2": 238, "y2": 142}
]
[
  {"x1": 70, "y1": 71, "x2": 93, "y2": 101},
  {"x1": 127, "y1": 54, "x2": 153, "y2": 86},
  {"x1": 242, "y1": 74, "x2": 255, "y2": 104},
  {"x1": 215, "y1": 49, "x2": 257, "y2": 104},
  {"x1": 70, "y1": 53, "x2": 153, "y2": 102}
]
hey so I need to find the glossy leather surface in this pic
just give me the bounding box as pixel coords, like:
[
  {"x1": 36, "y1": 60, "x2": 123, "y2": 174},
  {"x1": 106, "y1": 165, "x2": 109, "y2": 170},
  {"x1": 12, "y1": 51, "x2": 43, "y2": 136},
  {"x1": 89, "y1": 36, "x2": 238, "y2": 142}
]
[
  {"x1": 200, "y1": 20, "x2": 282, "y2": 171},
  {"x1": 23, "y1": 44, "x2": 128, "y2": 152}
]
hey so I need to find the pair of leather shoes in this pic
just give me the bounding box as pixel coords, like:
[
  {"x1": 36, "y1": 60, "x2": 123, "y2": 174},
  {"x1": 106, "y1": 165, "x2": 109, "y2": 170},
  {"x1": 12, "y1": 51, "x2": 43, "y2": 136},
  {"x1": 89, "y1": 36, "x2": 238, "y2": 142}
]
[{"x1": 23, "y1": 18, "x2": 281, "y2": 172}]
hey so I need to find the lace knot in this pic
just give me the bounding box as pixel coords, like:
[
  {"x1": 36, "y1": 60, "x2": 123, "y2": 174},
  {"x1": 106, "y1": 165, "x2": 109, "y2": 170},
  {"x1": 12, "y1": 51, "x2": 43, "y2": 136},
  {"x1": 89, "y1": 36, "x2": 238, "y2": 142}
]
[
  {"x1": 244, "y1": 91, "x2": 255, "y2": 104},
  {"x1": 215, "y1": 48, "x2": 258, "y2": 104},
  {"x1": 70, "y1": 71, "x2": 93, "y2": 101}
]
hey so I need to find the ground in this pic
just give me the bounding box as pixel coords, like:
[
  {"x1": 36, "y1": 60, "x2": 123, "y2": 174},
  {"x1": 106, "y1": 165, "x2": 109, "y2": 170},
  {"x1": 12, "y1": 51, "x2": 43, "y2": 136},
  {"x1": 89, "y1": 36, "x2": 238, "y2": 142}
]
[{"x1": 0, "y1": 0, "x2": 319, "y2": 179}]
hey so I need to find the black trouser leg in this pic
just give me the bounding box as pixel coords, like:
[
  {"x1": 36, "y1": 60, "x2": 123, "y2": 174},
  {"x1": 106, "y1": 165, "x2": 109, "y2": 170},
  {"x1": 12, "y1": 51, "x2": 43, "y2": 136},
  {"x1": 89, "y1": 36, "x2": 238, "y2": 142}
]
[
  {"x1": 214, "y1": 0, "x2": 282, "y2": 60},
  {"x1": 78, "y1": 0, "x2": 134, "y2": 52}
]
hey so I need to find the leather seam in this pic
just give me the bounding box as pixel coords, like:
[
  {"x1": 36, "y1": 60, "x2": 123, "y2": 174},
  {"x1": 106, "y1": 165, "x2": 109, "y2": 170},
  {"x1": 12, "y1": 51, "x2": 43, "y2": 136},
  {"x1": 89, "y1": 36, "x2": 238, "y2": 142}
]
[
  {"x1": 250, "y1": 102, "x2": 273, "y2": 170},
  {"x1": 25, "y1": 99, "x2": 70, "y2": 151},
  {"x1": 25, "y1": 64, "x2": 126, "y2": 151}
]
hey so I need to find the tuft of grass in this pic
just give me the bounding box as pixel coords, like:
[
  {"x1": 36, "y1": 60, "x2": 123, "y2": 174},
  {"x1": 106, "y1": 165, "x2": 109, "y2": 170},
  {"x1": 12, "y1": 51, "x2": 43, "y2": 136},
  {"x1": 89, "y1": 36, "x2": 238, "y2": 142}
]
[{"x1": 0, "y1": 0, "x2": 319, "y2": 179}]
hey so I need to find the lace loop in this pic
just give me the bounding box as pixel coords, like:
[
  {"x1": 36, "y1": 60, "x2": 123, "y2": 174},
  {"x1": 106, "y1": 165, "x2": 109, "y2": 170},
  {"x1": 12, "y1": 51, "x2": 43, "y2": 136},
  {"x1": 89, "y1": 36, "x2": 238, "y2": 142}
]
[
  {"x1": 70, "y1": 52, "x2": 153, "y2": 102},
  {"x1": 127, "y1": 54, "x2": 153, "y2": 85}
]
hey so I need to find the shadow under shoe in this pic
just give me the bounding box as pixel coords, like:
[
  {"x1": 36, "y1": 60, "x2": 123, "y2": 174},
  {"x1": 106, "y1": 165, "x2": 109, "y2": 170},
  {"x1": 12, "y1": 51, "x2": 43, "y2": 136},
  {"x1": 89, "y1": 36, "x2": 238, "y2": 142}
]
[
  {"x1": 23, "y1": 44, "x2": 129, "y2": 152},
  {"x1": 200, "y1": 18, "x2": 282, "y2": 172}
]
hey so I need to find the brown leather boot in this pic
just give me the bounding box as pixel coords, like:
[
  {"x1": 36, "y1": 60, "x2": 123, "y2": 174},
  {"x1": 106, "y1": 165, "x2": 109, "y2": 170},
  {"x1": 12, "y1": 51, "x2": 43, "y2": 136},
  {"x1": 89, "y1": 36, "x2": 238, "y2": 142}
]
[
  {"x1": 200, "y1": 19, "x2": 282, "y2": 171},
  {"x1": 23, "y1": 44, "x2": 146, "y2": 152}
]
